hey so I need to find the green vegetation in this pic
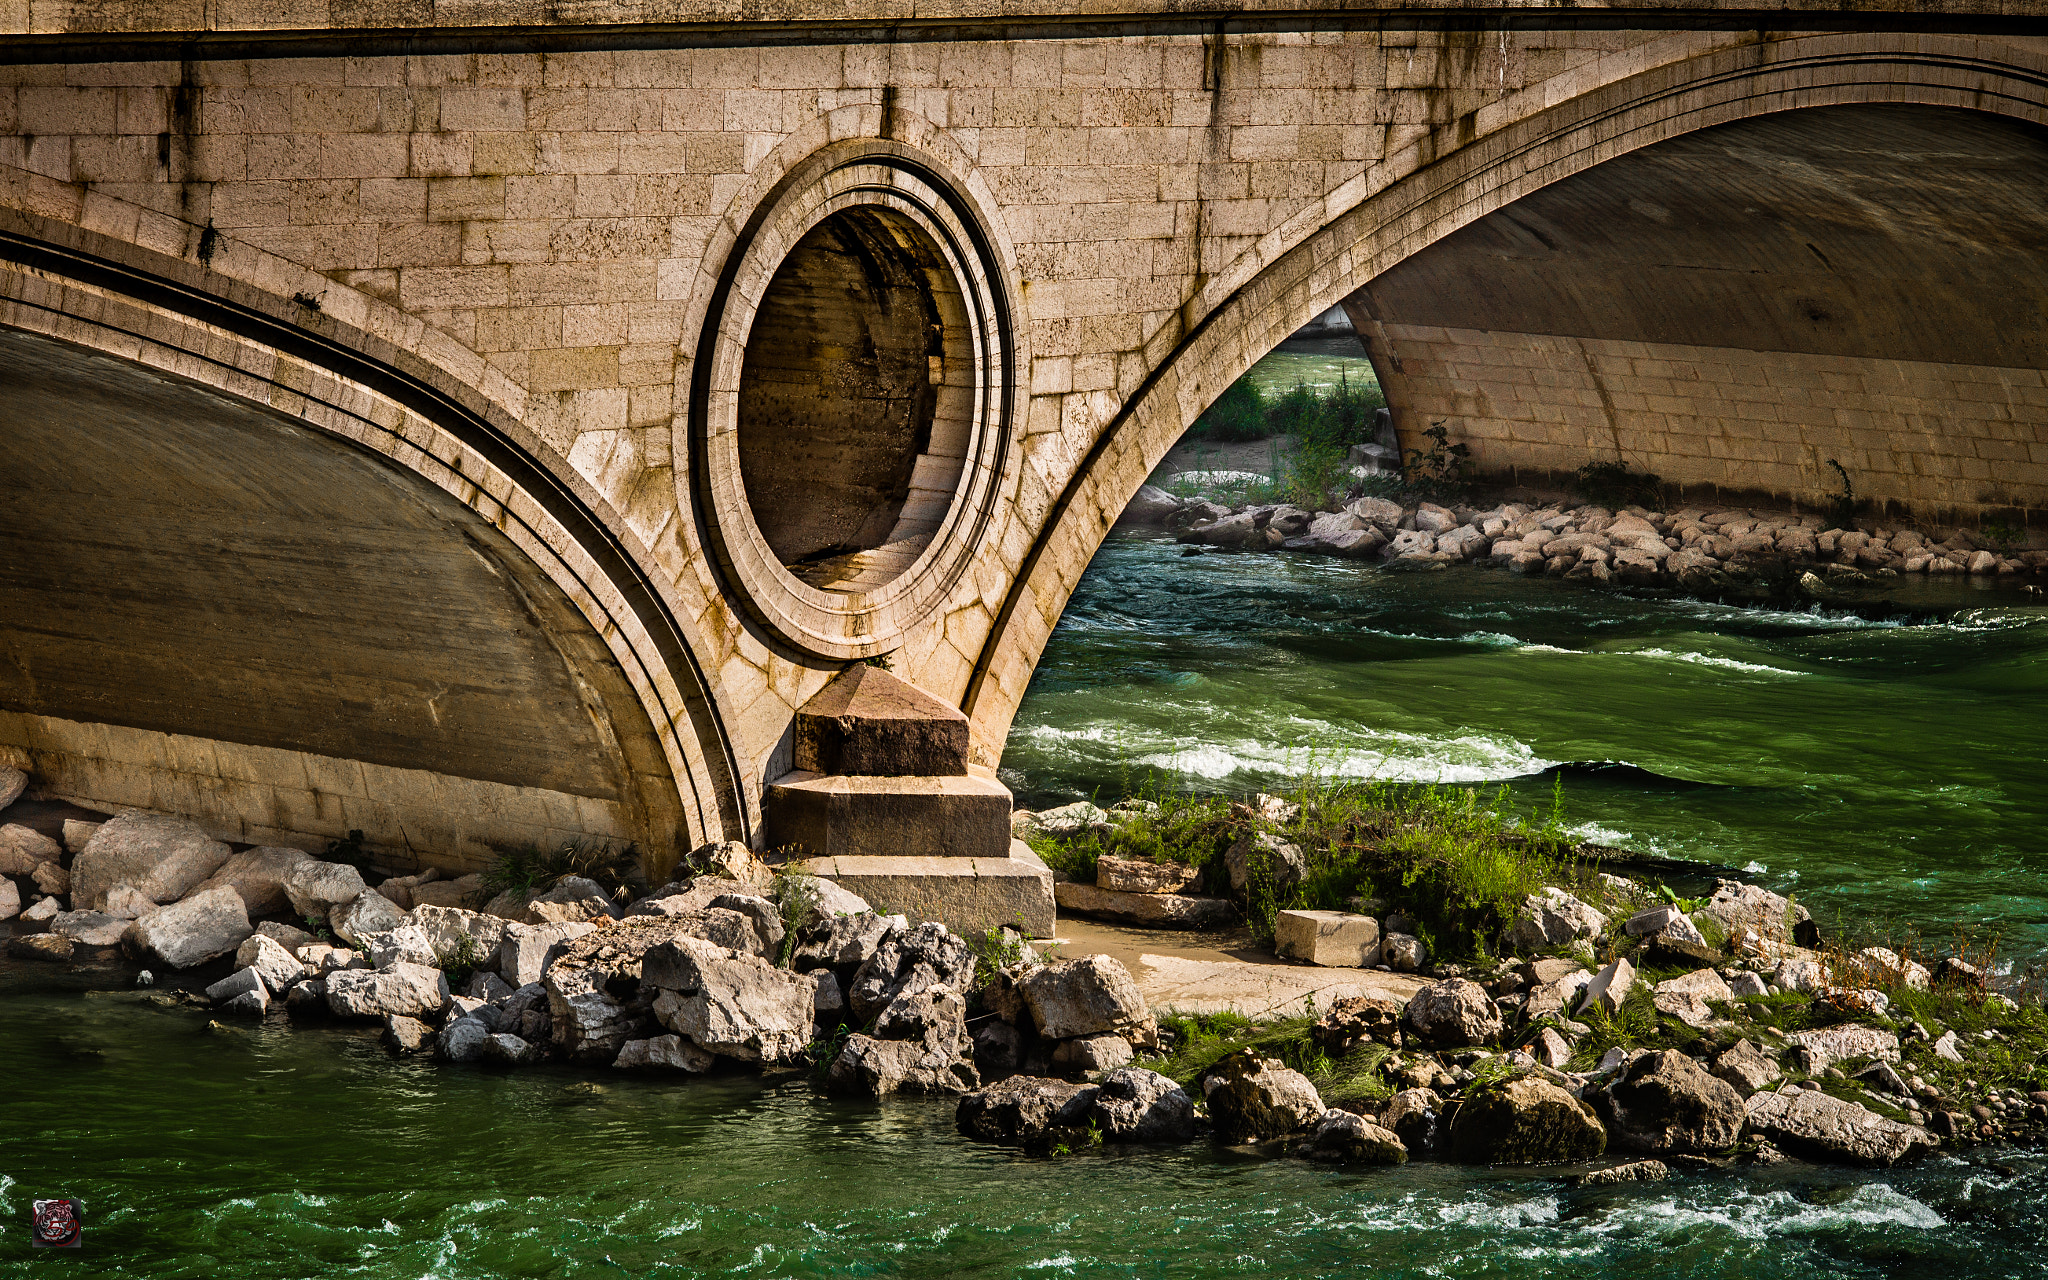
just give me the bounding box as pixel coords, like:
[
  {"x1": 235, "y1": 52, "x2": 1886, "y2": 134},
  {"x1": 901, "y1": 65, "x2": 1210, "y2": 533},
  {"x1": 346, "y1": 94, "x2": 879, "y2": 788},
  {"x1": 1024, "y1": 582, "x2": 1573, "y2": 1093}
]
[
  {"x1": 1174, "y1": 373, "x2": 1389, "y2": 510},
  {"x1": 1401, "y1": 421, "x2": 1472, "y2": 503},
  {"x1": 1137, "y1": 1009, "x2": 1396, "y2": 1111},
  {"x1": 478, "y1": 838, "x2": 640, "y2": 904},
  {"x1": 1029, "y1": 770, "x2": 1607, "y2": 958}
]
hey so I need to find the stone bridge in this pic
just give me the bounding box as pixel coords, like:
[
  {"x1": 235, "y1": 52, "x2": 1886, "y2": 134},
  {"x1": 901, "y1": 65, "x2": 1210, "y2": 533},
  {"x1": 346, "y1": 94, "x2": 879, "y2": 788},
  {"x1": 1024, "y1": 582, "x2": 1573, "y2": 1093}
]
[{"x1": 2, "y1": 1, "x2": 2044, "y2": 901}]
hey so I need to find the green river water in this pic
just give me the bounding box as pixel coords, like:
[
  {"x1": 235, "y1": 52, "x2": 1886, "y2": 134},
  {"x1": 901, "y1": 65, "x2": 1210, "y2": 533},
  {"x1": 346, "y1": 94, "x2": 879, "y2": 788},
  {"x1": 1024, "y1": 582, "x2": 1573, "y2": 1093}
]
[{"x1": 8, "y1": 340, "x2": 2048, "y2": 1275}]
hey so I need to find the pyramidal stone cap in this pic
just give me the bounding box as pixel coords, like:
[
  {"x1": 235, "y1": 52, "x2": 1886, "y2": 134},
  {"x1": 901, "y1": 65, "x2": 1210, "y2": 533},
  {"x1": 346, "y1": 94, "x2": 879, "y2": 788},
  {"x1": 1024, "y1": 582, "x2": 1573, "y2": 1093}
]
[{"x1": 794, "y1": 664, "x2": 969, "y2": 777}]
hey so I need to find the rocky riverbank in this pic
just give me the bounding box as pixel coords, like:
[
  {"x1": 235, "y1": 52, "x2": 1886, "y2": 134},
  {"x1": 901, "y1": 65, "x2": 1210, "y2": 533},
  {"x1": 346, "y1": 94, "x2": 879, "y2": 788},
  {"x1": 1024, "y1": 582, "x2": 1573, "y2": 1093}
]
[
  {"x1": 6, "y1": 757, "x2": 2043, "y2": 1181},
  {"x1": 1124, "y1": 484, "x2": 2048, "y2": 593}
]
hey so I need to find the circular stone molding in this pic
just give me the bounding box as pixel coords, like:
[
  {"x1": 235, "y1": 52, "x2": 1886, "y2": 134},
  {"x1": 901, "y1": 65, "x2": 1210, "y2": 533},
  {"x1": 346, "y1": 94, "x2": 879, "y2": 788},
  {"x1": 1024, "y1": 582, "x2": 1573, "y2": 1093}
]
[{"x1": 690, "y1": 143, "x2": 1018, "y2": 660}]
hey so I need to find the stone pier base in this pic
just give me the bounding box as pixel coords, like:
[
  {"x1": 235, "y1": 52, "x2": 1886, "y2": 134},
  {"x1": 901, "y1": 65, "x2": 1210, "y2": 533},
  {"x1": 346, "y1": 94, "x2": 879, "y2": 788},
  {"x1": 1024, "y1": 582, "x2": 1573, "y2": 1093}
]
[{"x1": 795, "y1": 840, "x2": 1055, "y2": 938}]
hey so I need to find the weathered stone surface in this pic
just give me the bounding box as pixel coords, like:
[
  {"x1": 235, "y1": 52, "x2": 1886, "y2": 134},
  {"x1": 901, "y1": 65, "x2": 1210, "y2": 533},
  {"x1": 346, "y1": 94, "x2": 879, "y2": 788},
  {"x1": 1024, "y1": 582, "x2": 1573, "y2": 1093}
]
[
  {"x1": 283, "y1": 977, "x2": 328, "y2": 1013},
  {"x1": 133, "y1": 886, "x2": 252, "y2": 968},
  {"x1": 792, "y1": 909, "x2": 903, "y2": 975},
  {"x1": 1525, "y1": 1026, "x2": 1573, "y2": 1069},
  {"x1": 205, "y1": 965, "x2": 266, "y2": 1006},
  {"x1": 1577, "y1": 958, "x2": 1637, "y2": 1017},
  {"x1": 706, "y1": 892, "x2": 785, "y2": 961},
  {"x1": 1601, "y1": 1050, "x2": 1746, "y2": 1154},
  {"x1": 1312, "y1": 995, "x2": 1405, "y2": 1054},
  {"x1": 409, "y1": 874, "x2": 485, "y2": 909},
  {"x1": 235, "y1": 932, "x2": 307, "y2": 993},
  {"x1": 1712, "y1": 1039, "x2": 1783, "y2": 1096},
  {"x1": 1224, "y1": 830, "x2": 1305, "y2": 896},
  {"x1": 829, "y1": 1033, "x2": 980, "y2": 1097},
  {"x1": 411, "y1": 904, "x2": 509, "y2": 966},
  {"x1": 0, "y1": 765, "x2": 24, "y2": 810},
  {"x1": 52, "y1": 910, "x2": 130, "y2": 946},
  {"x1": 1577, "y1": 1159, "x2": 1669, "y2": 1186},
  {"x1": 284, "y1": 861, "x2": 367, "y2": 918},
  {"x1": 796, "y1": 846, "x2": 1057, "y2": 938},
  {"x1": 1745, "y1": 1089, "x2": 1937, "y2": 1166},
  {"x1": 1300, "y1": 1111, "x2": 1407, "y2": 1164},
  {"x1": 1405, "y1": 978, "x2": 1502, "y2": 1048},
  {"x1": 0, "y1": 822, "x2": 61, "y2": 875},
  {"x1": 957, "y1": 1075, "x2": 1097, "y2": 1149},
  {"x1": 296, "y1": 943, "x2": 367, "y2": 975},
  {"x1": 195, "y1": 847, "x2": 313, "y2": 919},
  {"x1": 1050, "y1": 1033, "x2": 1134, "y2": 1074},
  {"x1": 1506, "y1": 888, "x2": 1609, "y2": 952},
  {"x1": 497, "y1": 920, "x2": 599, "y2": 986},
  {"x1": 1095, "y1": 856, "x2": 1201, "y2": 895},
  {"x1": 9, "y1": 932, "x2": 75, "y2": 961},
  {"x1": 1203, "y1": 1051, "x2": 1326, "y2": 1143},
  {"x1": 439, "y1": 1016, "x2": 491, "y2": 1063},
  {"x1": 61, "y1": 819, "x2": 100, "y2": 854},
  {"x1": 1382, "y1": 932, "x2": 1427, "y2": 972},
  {"x1": 482, "y1": 1033, "x2": 539, "y2": 1065},
  {"x1": 794, "y1": 663, "x2": 971, "y2": 777},
  {"x1": 1623, "y1": 904, "x2": 1706, "y2": 946},
  {"x1": 31, "y1": 860, "x2": 68, "y2": 895},
  {"x1": 614, "y1": 1034, "x2": 717, "y2": 1072},
  {"x1": 1089, "y1": 1067, "x2": 1195, "y2": 1142},
  {"x1": 330, "y1": 891, "x2": 407, "y2": 947},
  {"x1": 72, "y1": 813, "x2": 231, "y2": 909},
  {"x1": 1447, "y1": 1076, "x2": 1607, "y2": 1165},
  {"x1": 256, "y1": 920, "x2": 318, "y2": 953},
  {"x1": 21, "y1": 895, "x2": 60, "y2": 922},
  {"x1": 543, "y1": 918, "x2": 732, "y2": 1061},
  {"x1": 1028, "y1": 801, "x2": 1107, "y2": 837},
  {"x1": 527, "y1": 876, "x2": 622, "y2": 924},
  {"x1": 363, "y1": 923, "x2": 438, "y2": 968},
  {"x1": 1699, "y1": 880, "x2": 1809, "y2": 944},
  {"x1": 1053, "y1": 881, "x2": 1235, "y2": 929},
  {"x1": 1274, "y1": 910, "x2": 1381, "y2": 967},
  {"x1": 1382, "y1": 1088, "x2": 1441, "y2": 1154},
  {"x1": 384, "y1": 1014, "x2": 433, "y2": 1053},
  {"x1": 1019, "y1": 955, "x2": 1153, "y2": 1043},
  {"x1": 766, "y1": 771, "x2": 1012, "y2": 860},
  {"x1": 1771, "y1": 957, "x2": 1828, "y2": 994},
  {"x1": 0, "y1": 876, "x2": 17, "y2": 921},
  {"x1": 647, "y1": 937, "x2": 818, "y2": 1064},
  {"x1": 1783, "y1": 1024, "x2": 1900, "y2": 1072},
  {"x1": 849, "y1": 922, "x2": 975, "y2": 1024},
  {"x1": 325, "y1": 962, "x2": 449, "y2": 1021}
]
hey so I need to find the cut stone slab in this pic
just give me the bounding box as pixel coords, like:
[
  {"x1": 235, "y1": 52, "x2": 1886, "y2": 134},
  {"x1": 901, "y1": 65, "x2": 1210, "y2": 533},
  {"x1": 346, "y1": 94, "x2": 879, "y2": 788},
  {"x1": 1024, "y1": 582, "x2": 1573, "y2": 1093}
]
[
  {"x1": 1274, "y1": 910, "x2": 1382, "y2": 967},
  {"x1": 1095, "y1": 856, "x2": 1201, "y2": 895},
  {"x1": 793, "y1": 841, "x2": 1054, "y2": 938},
  {"x1": 764, "y1": 771, "x2": 1012, "y2": 861},
  {"x1": 793, "y1": 664, "x2": 970, "y2": 777},
  {"x1": 1054, "y1": 881, "x2": 1234, "y2": 930}
]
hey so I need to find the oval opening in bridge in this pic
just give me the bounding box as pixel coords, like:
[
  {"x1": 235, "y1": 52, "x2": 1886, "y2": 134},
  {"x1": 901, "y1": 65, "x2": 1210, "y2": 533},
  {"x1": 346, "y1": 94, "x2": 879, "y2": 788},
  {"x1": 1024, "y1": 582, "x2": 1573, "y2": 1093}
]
[{"x1": 738, "y1": 206, "x2": 975, "y2": 593}]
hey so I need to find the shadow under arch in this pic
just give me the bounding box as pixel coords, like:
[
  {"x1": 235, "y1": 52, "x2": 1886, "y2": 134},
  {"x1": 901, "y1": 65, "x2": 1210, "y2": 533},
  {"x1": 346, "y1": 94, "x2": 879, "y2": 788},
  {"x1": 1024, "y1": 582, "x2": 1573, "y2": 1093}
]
[{"x1": 0, "y1": 223, "x2": 749, "y2": 869}]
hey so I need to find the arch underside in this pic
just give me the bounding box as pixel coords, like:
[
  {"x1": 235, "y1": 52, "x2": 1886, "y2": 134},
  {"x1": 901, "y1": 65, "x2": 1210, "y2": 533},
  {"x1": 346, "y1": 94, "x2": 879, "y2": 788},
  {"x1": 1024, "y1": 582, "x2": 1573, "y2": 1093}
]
[
  {"x1": 0, "y1": 321, "x2": 689, "y2": 872},
  {"x1": 1351, "y1": 103, "x2": 2048, "y2": 521},
  {"x1": 966, "y1": 33, "x2": 2048, "y2": 757}
]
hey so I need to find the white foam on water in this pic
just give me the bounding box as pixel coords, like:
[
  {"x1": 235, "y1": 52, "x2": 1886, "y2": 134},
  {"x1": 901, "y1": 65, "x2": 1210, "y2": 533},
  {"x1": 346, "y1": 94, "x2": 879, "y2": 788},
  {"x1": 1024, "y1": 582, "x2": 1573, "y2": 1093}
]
[
  {"x1": 1744, "y1": 860, "x2": 1769, "y2": 874},
  {"x1": 1347, "y1": 1191, "x2": 1564, "y2": 1233},
  {"x1": 1137, "y1": 727, "x2": 1556, "y2": 785},
  {"x1": 1625, "y1": 647, "x2": 1807, "y2": 676},
  {"x1": 1588, "y1": 1183, "x2": 1944, "y2": 1240},
  {"x1": 1026, "y1": 1253, "x2": 1080, "y2": 1270}
]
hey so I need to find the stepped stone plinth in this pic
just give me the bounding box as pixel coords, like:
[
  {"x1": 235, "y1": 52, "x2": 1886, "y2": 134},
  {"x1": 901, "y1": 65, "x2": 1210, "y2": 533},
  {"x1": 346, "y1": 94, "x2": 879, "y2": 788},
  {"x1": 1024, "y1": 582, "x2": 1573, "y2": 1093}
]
[{"x1": 764, "y1": 666, "x2": 1054, "y2": 937}]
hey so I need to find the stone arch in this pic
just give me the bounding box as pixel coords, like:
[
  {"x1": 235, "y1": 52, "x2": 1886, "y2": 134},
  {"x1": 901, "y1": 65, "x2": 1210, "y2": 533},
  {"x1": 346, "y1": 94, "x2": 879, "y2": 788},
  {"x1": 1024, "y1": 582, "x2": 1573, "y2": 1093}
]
[
  {"x1": 0, "y1": 208, "x2": 747, "y2": 872},
  {"x1": 963, "y1": 29, "x2": 2048, "y2": 753}
]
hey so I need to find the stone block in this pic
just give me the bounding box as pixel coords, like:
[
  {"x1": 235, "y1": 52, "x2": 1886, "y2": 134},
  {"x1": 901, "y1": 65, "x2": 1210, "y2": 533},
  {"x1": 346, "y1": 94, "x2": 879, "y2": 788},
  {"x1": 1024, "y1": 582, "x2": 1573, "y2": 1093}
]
[
  {"x1": 1274, "y1": 910, "x2": 1383, "y2": 967},
  {"x1": 794, "y1": 841, "x2": 1054, "y2": 938},
  {"x1": 792, "y1": 665, "x2": 970, "y2": 777},
  {"x1": 1053, "y1": 881, "x2": 1235, "y2": 930},
  {"x1": 763, "y1": 771, "x2": 1011, "y2": 861},
  {"x1": 1095, "y1": 856, "x2": 1200, "y2": 895}
]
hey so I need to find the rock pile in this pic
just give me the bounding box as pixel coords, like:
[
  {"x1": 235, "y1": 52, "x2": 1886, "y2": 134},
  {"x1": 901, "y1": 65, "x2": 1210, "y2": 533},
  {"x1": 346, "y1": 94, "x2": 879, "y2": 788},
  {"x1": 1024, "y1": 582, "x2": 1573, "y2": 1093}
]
[{"x1": 1133, "y1": 488, "x2": 2047, "y2": 589}]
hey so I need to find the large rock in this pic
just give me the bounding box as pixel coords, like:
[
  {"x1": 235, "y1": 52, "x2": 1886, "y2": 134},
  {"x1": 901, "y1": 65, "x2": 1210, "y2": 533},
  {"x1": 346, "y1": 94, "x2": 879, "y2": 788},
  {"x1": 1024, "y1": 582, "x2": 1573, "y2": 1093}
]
[
  {"x1": 1744, "y1": 1089, "x2": 1937, "y2": 1166},
  {"x1": 1274, "y1": 910, "x2": 1381, "y2": 967},
  {"x1": 1311, "y1": 995, "x2": 1405, "y2": 1054},
  {"x1": 1783, "y1": 1024, "x2": 1899, "y2": 1073},
  {"x1": 1404, "y1": 978, "x2": 1502, "y2": 1048},
  {"x1": 51, "y1": 911, "x2": 131, "y2": 947},
  {"x1": 646, "y1": 937, "x2": 818, "y2": 1064},
  {"x1": 283, "y1": 861, "x2": 368, "y2": 918},
  {"x1": 828, "y1": 1033, "x2": 980, "y2": 1098},
  {"x1": 1018, "y1": 955, "x2": 1153, "y2": 1043},
  {"x1": 193, "y1": 846, "x2": 313, "y2": 919},
  {"x1": 410, "y1": 904, "x2": 509, "y2": 967},
  {"x1": 0, "y1": 764, "x2": 24, "y2": 809},
  {"x1": 957, "y1": 1075, "x2": 1097, "y2": 1151},
  {"x1": 71, "y1": 813, "x2": 232, "y2": 909},
  {"x1": 1446, "y1": 1076, "x2": 1607, "y2": 1165},
  {"x1": 847, "y1": 922, "x2": 974, "y2": 1024},
  {"x1": 1576, "y1": 957, "x2": 1636, "y2": 1017},
  {"x1": 777, "y1": 874, "x2": 873, "y2": 932},
  {"x1": 1299, "y1": 1111, "x2": 1407, "y2": 1164},
  {"x1": 325, "y1": 962, "x2": 450, "y2": 1020},
  {"x1": 362, "y1": 923, "x2": 438, "y2": 968},
  {"x1": 1053, "y1": 881, "x2": 1237, "y2": 929},
  {"x1": 233, "y1": 932, "x2": 307, "y2": 994},
  {"x1": 1203, "y1": 1051, "x2": 1325, "y2": 1143},
  {"x1": 527, "y1": 876, "x2": 623, "y2": 924},
  {"x1": 1601, "y1": 1050, "x2": 1746, "y2": 1155},
  {"x1": 1095, "y1": 857, "x2": 1202, "y2": 896},
  {"x1": 329, "y1": 891, "x2": 408, "y2": 947},
  {"x1": 132, "y1": 886, "x2": 253, "y2": 968},
  {"x1": 614, "y1": 1034, "x2": 716, "y2": 1072},
  {"x1": 497, "y1": 920, "x2": 599, "y2": 986},
  {"x1": 205, "y1": 966, "x2": 271, "y2": 1017},
  {"x1": 543, "y1": 918, "x2": 731, "y2": 1062},
  {"x1": 1698, "y1": 880, "x2": 1809, "y2": 945},
  {"x1": 439, "y1": 1016, "x2": 491, "y2": 1062},
  {"x1": 0, "y1": 877, "x2": 17, "y2": 922},
  {"x1": 791, "y1": 910, "x2": 903, "y2": 977},
  {"x1": 1505, "y1": 888, "x2": 1608, "y2": 952},
  {"x1": 1711, "y1": 1039, "x2": 1783, "y2": 1096},
  {"x1": 0, "y1": 822, "x2": 62, "y2": 875},
  {"x1": 1224, "y1": 830, "x2": 1305, "y2": 896},
  {"x1": 1089, "y1": 1067, "x2": 1194, "y2": 1142},
  {"x1": 1382, "y1": 1088, "x2": 1441, "y2": 1154},
  {"x1": 9, "y1": 933, "x2": 74, "y2": 962}
]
